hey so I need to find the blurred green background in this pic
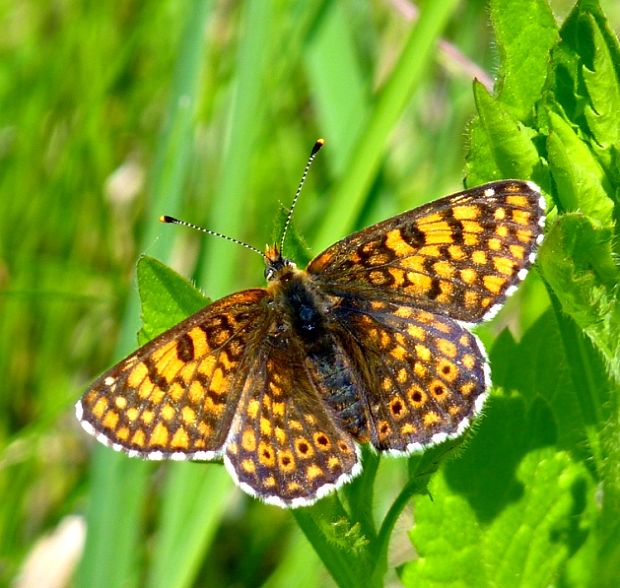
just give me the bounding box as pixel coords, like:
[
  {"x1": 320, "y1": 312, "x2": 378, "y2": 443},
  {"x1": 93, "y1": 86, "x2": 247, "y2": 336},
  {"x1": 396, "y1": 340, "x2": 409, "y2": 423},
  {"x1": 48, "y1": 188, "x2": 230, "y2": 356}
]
[{"x1": 1, "y1": 1, "x2": 618, "y2": 586}]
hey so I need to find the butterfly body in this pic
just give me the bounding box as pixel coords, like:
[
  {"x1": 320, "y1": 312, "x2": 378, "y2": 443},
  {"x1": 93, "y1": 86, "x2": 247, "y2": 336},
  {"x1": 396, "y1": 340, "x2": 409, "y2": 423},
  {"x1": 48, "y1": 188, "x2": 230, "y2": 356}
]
[
  {"x1": 266, "y1": 262, "x2": 372, "y2": 443},
  {"x1": 77, "y1": 179, "x2": 545, "y2": 507}
]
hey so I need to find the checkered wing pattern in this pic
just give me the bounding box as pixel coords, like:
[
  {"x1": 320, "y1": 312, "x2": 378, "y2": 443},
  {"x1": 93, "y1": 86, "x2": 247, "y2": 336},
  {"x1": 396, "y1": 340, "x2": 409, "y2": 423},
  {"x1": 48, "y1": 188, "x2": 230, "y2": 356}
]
[
  {"x1": 77, "y1": 290, "x2": 268, "y2": 459},
  {"x1": 77, "y1": 178, "x2": 546, "y2": 508},
  {"x1": 225, "y1": 338, "x2": 361, "y2": 507},
  {"x1": 331, "y1": 298, "x2": 489, "y2": 452},
  {"x1": 308, "y1": 180, "x2": 545, "y2": 323}
]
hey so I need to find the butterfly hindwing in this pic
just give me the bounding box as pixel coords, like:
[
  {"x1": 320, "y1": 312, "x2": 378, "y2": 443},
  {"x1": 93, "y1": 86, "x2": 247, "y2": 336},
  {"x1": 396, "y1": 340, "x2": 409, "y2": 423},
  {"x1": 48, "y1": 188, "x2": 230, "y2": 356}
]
[
  {"x1": 224, "y1": 338, "x2": 361, "y2": 507},
  {"x1": 329, "y1": 297, "x2": 489, "y2": 453}
]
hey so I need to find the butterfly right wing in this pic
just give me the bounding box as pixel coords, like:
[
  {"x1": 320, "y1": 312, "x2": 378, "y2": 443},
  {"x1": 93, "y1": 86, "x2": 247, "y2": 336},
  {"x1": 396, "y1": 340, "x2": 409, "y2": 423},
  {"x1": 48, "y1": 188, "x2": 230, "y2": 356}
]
[
  {"x1": 76, "y1": 289, "x2": 269, "y2": 460},
  {"x1": 308, "y1": 180, "x2": 545, "y2": 323}
]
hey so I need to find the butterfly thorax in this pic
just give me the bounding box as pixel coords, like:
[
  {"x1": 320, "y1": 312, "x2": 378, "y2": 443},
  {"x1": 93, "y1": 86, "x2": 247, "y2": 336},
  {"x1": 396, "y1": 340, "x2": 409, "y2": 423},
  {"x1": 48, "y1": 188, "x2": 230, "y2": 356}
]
[{"x1": 264, "y1": 245, "x2": 325, "y2": 335}]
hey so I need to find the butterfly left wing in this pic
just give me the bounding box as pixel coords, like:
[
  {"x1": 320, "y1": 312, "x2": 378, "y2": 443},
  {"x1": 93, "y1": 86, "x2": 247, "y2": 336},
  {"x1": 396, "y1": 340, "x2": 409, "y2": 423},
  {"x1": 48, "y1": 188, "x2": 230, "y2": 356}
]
[
  {"x1": 308, "y1": 180, "x2": 545, "y2": 323},
  {"x1": 224, "y1": 335, "x2": 361, "y2": 507},
  {"x1": 76, "y1": 290, "x2": 269, "y2": 460}
]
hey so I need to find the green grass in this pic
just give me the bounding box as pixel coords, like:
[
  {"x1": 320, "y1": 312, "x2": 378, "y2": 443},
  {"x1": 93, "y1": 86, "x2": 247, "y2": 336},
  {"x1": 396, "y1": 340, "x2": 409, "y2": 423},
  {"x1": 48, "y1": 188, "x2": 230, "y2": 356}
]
[{"x1": 1, "y1": 0, "x2": 619, "y2": 586}]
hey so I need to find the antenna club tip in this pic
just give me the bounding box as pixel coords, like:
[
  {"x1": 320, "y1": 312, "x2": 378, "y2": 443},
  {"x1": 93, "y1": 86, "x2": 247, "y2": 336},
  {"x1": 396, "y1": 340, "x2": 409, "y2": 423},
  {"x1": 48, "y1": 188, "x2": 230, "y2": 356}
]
[
  {"x1": 160, "y1": 215, "x2": 175, "y2": 224},
  {"x1": 312, "y1": 138, "x2": 325, "y2": 155}
]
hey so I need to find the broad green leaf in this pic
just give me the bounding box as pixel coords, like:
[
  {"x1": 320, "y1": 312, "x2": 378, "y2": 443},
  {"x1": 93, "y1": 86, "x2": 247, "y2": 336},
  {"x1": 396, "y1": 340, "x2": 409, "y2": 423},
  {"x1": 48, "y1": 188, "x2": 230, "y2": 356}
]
[
  {"x1": 544, "y1": 0, "x2": 620, "y2": 181},
  {"x1": 534, "y1": 3, "x2": 620, "y2": 581},
  {"x1": 554, "y1": 301, "x2": 620, "y2": 587},
  {"x1": 466, "y1": 0, "x2": 557, "y2": 186},
  {"x1": 582, "y1": 16, "x2": 620, "y2": 156},
  {"x1": 546, "y1": 111, "x2": 614, "y2": 221},
  {"x1": 403, "y1": 447, "x2": 594, "y2": 587},
  {"x1": 538, "y1": 0, "x2": 620, "y2": 204},
  {"x1": 539, "y1": 215, "x2": 620, "y2": 381},
  {"x1": 535, "y1": 0, "x2": 620, "y2": 386},
  {"x1": 272, "y1": 203, "x2": 313, "y2": 268},
  {"x1": 136, "y1": 255, "x2": 209, "y2": 344}
]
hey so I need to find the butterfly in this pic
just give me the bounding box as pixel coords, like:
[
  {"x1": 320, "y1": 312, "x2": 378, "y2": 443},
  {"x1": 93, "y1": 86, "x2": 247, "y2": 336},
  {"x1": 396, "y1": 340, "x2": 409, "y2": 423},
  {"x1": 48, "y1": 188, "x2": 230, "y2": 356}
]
[{"x1": 76, "y1": 142, "x2": 545, "y2": 508}]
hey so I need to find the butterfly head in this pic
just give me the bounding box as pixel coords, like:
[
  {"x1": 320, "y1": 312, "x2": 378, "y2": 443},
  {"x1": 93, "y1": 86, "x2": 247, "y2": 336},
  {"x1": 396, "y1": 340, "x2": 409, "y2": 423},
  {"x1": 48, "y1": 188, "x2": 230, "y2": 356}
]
[{"x1": 264, "y1": 244, "x2": 296, "y2": 282}]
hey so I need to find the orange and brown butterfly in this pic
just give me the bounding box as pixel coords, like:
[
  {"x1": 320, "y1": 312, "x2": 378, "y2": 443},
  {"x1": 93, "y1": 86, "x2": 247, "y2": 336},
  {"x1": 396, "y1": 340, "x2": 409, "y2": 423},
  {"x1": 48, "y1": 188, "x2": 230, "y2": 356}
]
[{"x1": 76, "y1": 139, "x2": 546, "y2": 508}]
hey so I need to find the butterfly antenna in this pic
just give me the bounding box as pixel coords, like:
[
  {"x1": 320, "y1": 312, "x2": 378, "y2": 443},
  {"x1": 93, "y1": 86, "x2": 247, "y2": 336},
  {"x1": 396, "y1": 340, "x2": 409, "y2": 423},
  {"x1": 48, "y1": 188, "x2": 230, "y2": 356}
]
[
  {"x1": 160, "y1": 215, "x2": 266, "y2": 260},
  {"x1": 279, "y1": 138, "x2": 325, "y2": 253}
]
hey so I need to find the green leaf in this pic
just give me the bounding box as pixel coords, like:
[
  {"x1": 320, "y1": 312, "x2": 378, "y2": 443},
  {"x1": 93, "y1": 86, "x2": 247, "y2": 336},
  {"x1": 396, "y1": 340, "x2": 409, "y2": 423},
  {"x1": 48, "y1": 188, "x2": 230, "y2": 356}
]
[
  {"x1": 490, "y1": 0, "x2": 558, "y2": 117},
  {"x1": 402, "y1": 311, "x2": 598, "y2": 587},
  {"x1": 136, "y1": 255, "x2": 209, "y2": 344},
  {"x1": 538, "y1": 0, "x2": 620, "y2": 204},
  {"x1": 465, "y1": 0, "x2": 558, "y2": 186},
  {"x1": 465, "y1": 81, "x2": 542, "y2": 185},
  {"x1": 546, "y1": 111, "x2": 614, "y2": 220},
  {"x1": 405, "y1": 446, "x2": 595, "y2": 586},
  {"x1": 553, "y1": 302, "x2": 620, "y2": 587},
  {"x1": 539, "y1": 214, "x2": 620, "y2": 381},
  {"x1": 582, "y1": 16, "x2": 620, "y2": 156},
  {"x1": 404, "y1": 447, "x2": 594, "y2": 587},
  {"x1": 534, "y1": 0, "x2": 620, "y2": 386},
  {"x1": 542, "y1": 0, "x2": 620, "y2": 185}
]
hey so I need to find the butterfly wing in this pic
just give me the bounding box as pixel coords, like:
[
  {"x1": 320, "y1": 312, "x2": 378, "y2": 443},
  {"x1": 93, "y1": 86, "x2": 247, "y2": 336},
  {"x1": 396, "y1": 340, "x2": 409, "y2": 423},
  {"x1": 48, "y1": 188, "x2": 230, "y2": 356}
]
[
  {"x1": 308, "y1": 180, "x2": 545, "y2": 323},
  {"x1": 77, "y1": 179, "x2": 546, "y2": 506},
  {"x1": 327, "y1": 297, "x2": 489, "y2": 452},
  {"x1": 224, "y1": 335, "x2": 361, "y2": 507},
  {"x1": 76, "y1": 290, "x2": 269, "y2": 460}
]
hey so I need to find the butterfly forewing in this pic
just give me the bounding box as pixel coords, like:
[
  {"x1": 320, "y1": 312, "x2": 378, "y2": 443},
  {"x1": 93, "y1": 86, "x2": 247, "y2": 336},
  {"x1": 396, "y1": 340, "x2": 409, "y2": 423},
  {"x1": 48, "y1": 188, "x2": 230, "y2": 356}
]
[
  {"x1": 77, "y1": 290, "x2": 268, "y2": 459},
  {"x1": 308, "y1": 180, "x2": 545, "y2": 323}
]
